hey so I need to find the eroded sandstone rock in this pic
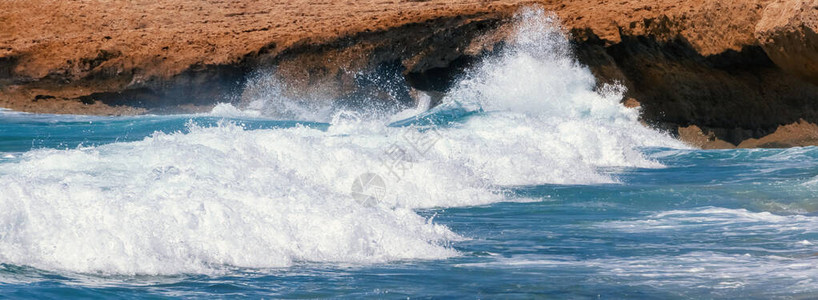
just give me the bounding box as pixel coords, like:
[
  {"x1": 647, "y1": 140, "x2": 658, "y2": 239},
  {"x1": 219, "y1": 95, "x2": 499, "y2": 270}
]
[
  {"x1": 756, "y1": 0, "x2": 818, "y2": 84},
  {"x1": 2, "y1": 0, "x2": 818, "y2": 148}
]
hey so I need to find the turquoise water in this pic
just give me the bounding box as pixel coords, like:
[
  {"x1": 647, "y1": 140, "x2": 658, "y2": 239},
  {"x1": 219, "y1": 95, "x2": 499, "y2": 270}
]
[
  {"x1": 2, "y1": 108, "x2": 818, "y2": 298},
  {"x1": 3, "y1": 8, "x2": 817, "y2": 298}
]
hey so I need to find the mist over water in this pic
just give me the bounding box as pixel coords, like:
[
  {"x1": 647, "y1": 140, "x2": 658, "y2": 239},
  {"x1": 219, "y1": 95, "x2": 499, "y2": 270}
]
[{"x1": 2, "y1": 7, "x2": 817, "y2": 299}]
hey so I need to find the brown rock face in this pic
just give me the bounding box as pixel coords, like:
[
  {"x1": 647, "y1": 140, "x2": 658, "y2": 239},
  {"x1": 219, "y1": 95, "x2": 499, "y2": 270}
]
[
  {"x1": 677, "y1": 125, "x2": 737, "y2": 149},
  {"x1": 2, "y1": 0, "x2": 818, "y2": 148},
  {"x1": 0, "y1": 0, "x2": 524, "y2": 114},
  {"x1": 755, "y1": 0, "x2": 818, "y2": 85},
  {"x1": 569, "y1": 0, "x2": 818, "y2": 146},
  {"x1": 737, "y1": 119, "x2": 818, "y2": 148}
]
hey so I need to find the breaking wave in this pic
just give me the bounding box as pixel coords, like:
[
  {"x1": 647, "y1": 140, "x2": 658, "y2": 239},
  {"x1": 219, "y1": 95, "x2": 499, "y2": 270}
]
[{"x1": 0, "y1": 7, "x2": 685, "y2": 275}]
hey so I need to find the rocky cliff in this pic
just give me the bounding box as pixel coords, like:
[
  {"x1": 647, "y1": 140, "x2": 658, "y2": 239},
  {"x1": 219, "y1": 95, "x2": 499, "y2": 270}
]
[{"x1": 1, "y1": 0, "x2": 817, "y2": 148}]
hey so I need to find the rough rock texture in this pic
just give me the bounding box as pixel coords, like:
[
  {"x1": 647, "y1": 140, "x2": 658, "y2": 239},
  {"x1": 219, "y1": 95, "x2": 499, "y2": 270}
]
[
  {"x1": 677, "y1": 125, "x2": 737, "y2": 149},
  {"x1": 566, "y1": 0, "x2": 818, "y2": 147},
  {"x1": 738, "y1": 119, "x2": 818, "y2": 148},
  {"x1": 0, "y1": 0, "x2": 523, "y2": 114},
  {"x1": 678, "y1": 121, "x2": 818, "y2": 149},
  {"x1": 755, "y1": 0, "x2": 818, "y2": 85},
  {"x1": 2, "y1": 0, "x2": 818, "y2": 147}
]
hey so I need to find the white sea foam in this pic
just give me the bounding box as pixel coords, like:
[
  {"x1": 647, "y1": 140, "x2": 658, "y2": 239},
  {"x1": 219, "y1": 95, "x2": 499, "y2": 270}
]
[
  {"x1": 213, "y1": 73, "x2": 336, "y2": 121},
  {"x1": 0, "y1": 123, "x2": 463, "y2": 275},
  {"x1": 215, "y1": 7, "x2": 685, "y2": 185},
  {"x1": 457, "y1": 252, "x2": 818, "y2": 293},
  {"x1": 602, "y1": 207, "x2": 818, "y2": 234},
  {"x1": 803, "y1": 174, "x2": 818, "y2": 187},
  {"x1": 0, "y1": 8, "x2": 686, "y2": 274},
  {"x1": 590, "y1": 251, "x2": 818, "y2": 292}
]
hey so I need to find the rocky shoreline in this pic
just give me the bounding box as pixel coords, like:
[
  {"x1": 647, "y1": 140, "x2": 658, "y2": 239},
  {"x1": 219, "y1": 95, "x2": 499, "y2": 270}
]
[{"x1": 2, "y1": 0, "x2": 817, "y2": 148}]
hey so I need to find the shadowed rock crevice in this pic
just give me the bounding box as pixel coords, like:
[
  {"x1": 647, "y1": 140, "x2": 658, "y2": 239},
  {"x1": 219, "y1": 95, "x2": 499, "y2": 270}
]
[
  {"x1": 241, "y1": 14, "x2": 509, "y2": 110},
  {"x1": 0, "y1": 56, "x2": 16, "y2": 82},
  {"x1": 405, "y1": 43, "x2": 505, "y2": 94},
  {"x1": 70, "y1": 63, "x2": 248, "y2": 112},
  {"x1": 575, "y1": 30, "x2": 818, "y2": 145},
  {"x1": 335, "y1": 60, "x2": 415, "y2": 112}
]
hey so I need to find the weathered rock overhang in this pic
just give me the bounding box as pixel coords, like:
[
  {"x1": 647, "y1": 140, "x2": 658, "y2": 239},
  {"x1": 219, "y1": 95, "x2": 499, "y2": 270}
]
[
  {"x1": 2, "y1": 0, "x2": 818, "y2": 147},
  {"x1": 0, "y1": 12, "x2": 512, "y2": 114},
  {"x1": 575, "y1": 29, "x2": 818, "y2": 146}
]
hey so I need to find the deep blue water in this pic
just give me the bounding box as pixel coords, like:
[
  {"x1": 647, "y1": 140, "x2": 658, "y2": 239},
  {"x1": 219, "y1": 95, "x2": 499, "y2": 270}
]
[{"x1": 1, "y1": 108, "x2": 818, "y2": 299}]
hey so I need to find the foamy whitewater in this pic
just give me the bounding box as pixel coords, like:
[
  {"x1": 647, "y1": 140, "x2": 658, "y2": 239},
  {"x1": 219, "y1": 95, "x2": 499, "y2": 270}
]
[{"x1": 2, "y1": 8, "x2": 817, "y2": 298}]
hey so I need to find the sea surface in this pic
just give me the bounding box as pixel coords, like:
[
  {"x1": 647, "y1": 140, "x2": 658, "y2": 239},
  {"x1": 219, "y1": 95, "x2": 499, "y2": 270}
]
[{"x1": 2, "y1": 9, "x2": 818, "y2": 299}]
